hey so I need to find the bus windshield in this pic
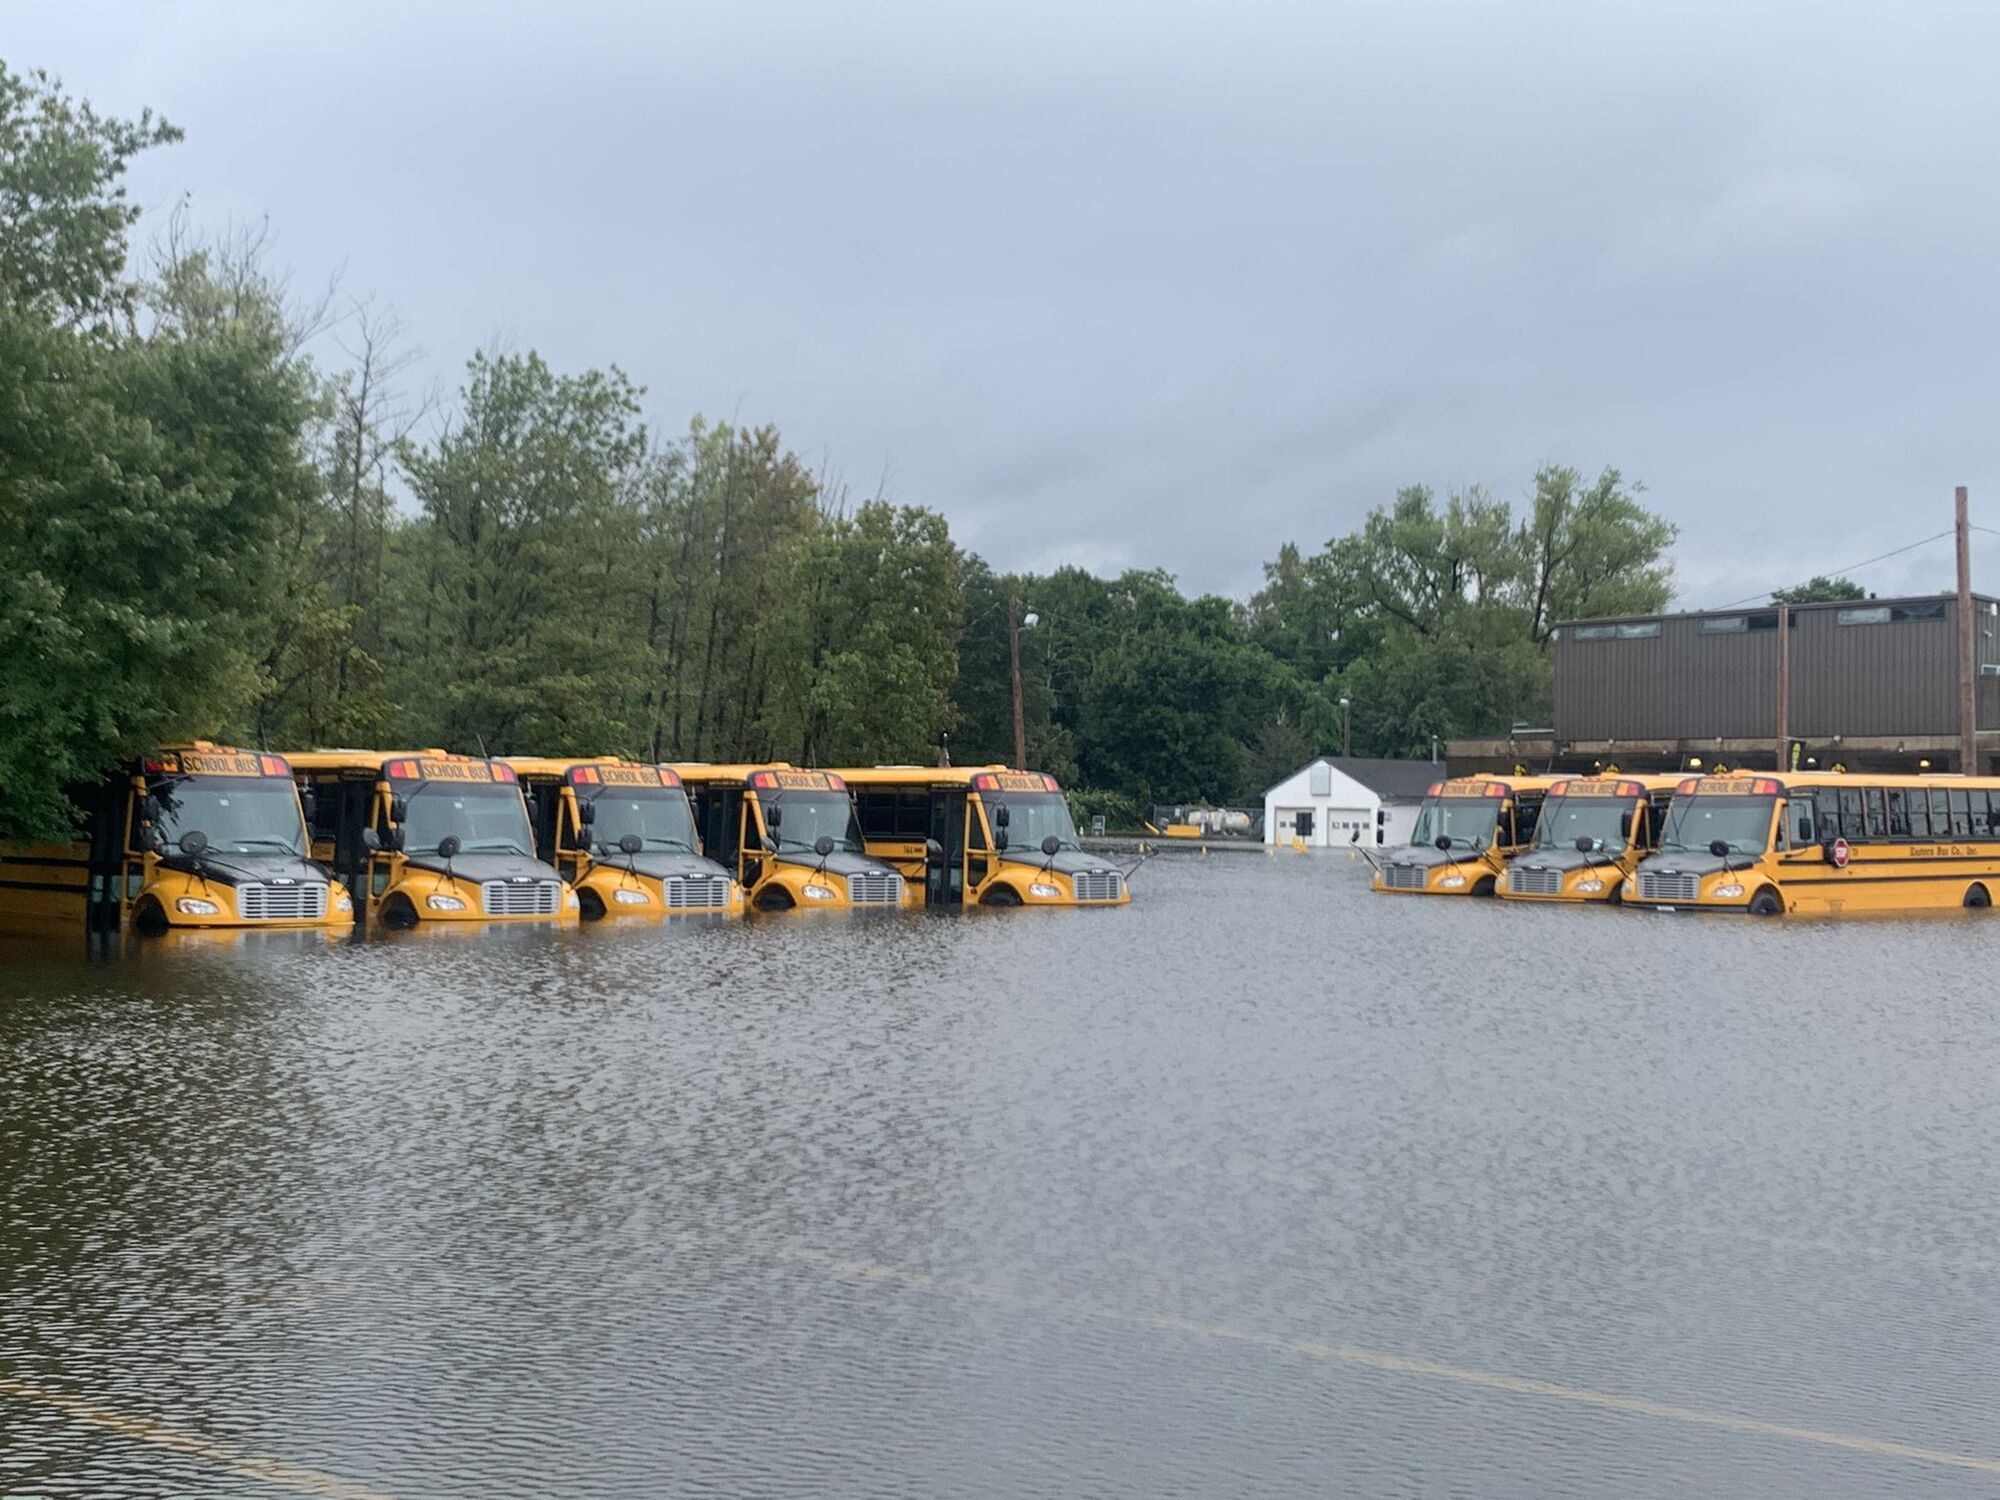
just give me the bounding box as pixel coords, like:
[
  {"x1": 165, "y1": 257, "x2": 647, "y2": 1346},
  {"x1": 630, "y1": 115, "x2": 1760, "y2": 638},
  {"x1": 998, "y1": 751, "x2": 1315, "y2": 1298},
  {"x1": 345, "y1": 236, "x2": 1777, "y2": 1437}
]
[
  {"x1": 1658, "y1": 795, "x2": 1775, "y2": 857},
  {"x1": 765, "y1": 792, "x2": 863, "y2": 855},
  {"x1": 399, "y1": 781, "x2": 536, "y2": 858},
  {"x1": 989, "y1": 792, "x2": 1081, "y2": 853},
  {"x1": 151, "y1": 776, "x2": 307, "y2": 856},
  {"x1": 585, "y1": 789, "x2": 699, "y2": 853},
  {"x1": 1535, "y1": 796, "x2": 1633, "y2": 853},
  {"x1": 1409, "y1": 798, "x2": 1500, "y2": 850}
]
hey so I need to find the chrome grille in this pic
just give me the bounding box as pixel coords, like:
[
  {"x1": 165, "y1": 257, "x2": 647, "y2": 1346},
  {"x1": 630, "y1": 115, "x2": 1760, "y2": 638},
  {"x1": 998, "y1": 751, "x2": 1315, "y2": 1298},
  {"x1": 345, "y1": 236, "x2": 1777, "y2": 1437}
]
[
  {"x1": 481, "y1": 879, "x2": 561, "y2": 916},
  {"x1": 1508, "y1": 865, "x2": 1564, "y2": 897},
  {"x1": 664, "y1": 875, "x2": 731, "y2": 910},
  {"x1": 1637, "y1": 870, "x2": 1700, "y2": 903},
  {"x1": 846, "y1": 871, "x2": 903, "y2": 906},
  {"x1": 236, "y1": 882, "x2": 328, "y2": 921},
  {"x1": 1383, "y1": 863, "x2": 1429, "y2": 890},
  {"x1": 1073, "y1": 870, "x2": 1124, "y2": 902}
]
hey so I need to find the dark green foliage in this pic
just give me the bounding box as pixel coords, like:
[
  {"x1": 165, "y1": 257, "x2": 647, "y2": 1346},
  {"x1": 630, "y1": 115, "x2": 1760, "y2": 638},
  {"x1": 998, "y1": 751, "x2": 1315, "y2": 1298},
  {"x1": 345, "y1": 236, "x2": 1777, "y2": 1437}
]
[{"x1": 1770, "y1": 575, "x2": 1865, "y2": 604}]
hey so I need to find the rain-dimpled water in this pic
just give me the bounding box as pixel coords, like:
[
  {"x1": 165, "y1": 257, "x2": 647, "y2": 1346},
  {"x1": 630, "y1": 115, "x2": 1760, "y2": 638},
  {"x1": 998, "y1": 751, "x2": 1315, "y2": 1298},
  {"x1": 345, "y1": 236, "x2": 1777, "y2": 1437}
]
[{"x1": 5, "y1": 852, "x2": 2000, "y2": 1497}]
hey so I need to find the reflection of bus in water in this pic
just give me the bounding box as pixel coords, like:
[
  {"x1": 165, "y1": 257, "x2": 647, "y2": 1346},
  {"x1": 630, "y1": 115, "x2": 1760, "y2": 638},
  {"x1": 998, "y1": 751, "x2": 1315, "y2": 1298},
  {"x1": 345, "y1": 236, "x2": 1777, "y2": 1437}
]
[
  {"x1": 0, "y1": 744, "x2": 353, "y2": 935},
  {"x1": 503, "y1": 757, "x2": 744, "y2": 919},
  {"x1": 1501, "y1": 775, "x2": 1679, "y2": 904},
  {"x1": 668, "y1": 765, "x2": 911, "y2": 912},
  {"x1": 1626, "y1": 771, "x2": 2000, "y2": 917},
  {"x1": 1373, "y1": 774, "x2": 1559, "y2": 896},
  {"x1": 837, "y1": 766, "x2": 1130, "y2": 908},
  {"x1": 287, "y1": 751, "x2": 576, "y2": 926}
]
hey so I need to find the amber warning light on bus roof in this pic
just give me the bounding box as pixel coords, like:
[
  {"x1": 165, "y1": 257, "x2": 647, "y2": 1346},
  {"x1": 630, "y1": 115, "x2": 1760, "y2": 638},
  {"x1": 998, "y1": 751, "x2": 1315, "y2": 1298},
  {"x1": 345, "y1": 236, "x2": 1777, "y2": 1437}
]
[
  {"x1": 750, "y1": 770, "x2": 846, "y2": 791},
  {"x1": 971, "y1": 772, "x2": 1060, "y2": 792}
]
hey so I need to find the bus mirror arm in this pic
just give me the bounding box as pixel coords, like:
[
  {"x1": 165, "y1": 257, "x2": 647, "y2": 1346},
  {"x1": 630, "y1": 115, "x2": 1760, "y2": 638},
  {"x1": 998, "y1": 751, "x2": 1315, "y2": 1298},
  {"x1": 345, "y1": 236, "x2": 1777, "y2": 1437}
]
[
  {"x1": 1708, "y1": 838, "x2": 1733, "y2": 872},
  {"x1": 1349, "y1": 825, "x2": 1383, "y2": 872},
  {"x1": 761, "y1": 834, "x2": 778, "y2": 854},
  {"x1": 925, "y1": 839, "x2": 944, "y2": 866}
]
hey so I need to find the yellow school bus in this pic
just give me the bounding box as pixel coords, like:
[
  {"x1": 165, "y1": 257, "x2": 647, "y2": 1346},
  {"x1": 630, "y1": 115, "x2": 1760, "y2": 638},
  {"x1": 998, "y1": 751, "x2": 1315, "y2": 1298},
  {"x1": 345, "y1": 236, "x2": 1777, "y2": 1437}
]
[
  {"x1": 502, "y1": 757, "x2": 744, "y2": 919},
  {"x1": 0, "y1": 743, "x2": 354, "y2": 936},
  {"x1": 1624, "y1": 771, "x2": 2000, "y2": 916},
  {"x1": 836, "y1": 765, "x2": 1130, "y2": 908},
  {"x1": 1373, "y1": 773, "x2": 1561, "y2": 896},
  {"x1": 1501, "y1": 774, "x2": 1681, "y2": 904},
  {"x1": 668, "y1": 764, "x2": 912, "y2": 912},
  {"x1": 287, "y1": 751, "x2": 578, "y2": 927}
]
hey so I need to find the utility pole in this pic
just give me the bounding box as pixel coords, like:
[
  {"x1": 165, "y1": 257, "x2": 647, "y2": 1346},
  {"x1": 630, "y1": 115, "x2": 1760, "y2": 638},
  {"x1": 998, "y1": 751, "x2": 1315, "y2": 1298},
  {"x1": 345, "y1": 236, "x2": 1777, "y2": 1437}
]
[
  {"x1": 1339, "y1": 696, "x2": 1352, "y2": 758},
  {"x1": 1958, "y1": 485, "x2": 1977, "y2": 775},
  {"x1": 1775, "y1": 601, "x2": 1790, "y2": 771},
  {"x1": 1009, "y1": 596, "x2": 1028, "y2": 771}
]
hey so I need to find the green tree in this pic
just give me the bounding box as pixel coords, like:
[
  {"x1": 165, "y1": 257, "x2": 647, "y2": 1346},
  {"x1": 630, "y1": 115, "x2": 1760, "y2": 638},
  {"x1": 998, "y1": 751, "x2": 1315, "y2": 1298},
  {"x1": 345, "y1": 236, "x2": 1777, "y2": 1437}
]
[
  {"x1": 1770, "y1": 575, "x2": 1865, "y2": 604},
  {"x1": 1518, "y1": 464, "x2": 1675, "y2": 642}
]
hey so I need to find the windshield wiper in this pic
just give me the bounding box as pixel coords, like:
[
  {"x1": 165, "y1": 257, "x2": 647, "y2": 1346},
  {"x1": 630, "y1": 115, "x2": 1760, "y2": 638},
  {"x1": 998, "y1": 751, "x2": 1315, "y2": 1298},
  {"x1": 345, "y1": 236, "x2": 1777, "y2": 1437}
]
[{"x1": 232, "y1": 837, "x2": 302, "y2": 851}]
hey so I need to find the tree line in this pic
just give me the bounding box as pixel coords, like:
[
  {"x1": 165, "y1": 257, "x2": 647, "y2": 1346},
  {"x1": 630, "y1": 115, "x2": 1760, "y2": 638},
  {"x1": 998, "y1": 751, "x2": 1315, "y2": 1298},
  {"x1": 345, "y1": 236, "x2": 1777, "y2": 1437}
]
[{"x1": 0, "y1": 63, "x2": 1681, "y2": 839}]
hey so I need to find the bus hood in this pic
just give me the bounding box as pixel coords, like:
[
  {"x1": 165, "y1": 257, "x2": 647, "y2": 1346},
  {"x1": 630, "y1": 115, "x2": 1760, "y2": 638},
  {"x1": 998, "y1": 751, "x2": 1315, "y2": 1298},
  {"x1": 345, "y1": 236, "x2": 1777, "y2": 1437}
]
[
  {"x1": 158, "y1": 852, "x2": 329, "y2": 887},
  {"x1": 593, "y1": 852, "x2": 733, "y2": 883},
  {"x1": 1385, "y1": 846, "x2": 1485, "y2": 871},
  {"x1": 775, "y1": 849, "x2": 897, "y2": 878},
  {"x1": 404, "y1": 852, "x2": 563, "y2": 885},
  {"x1": 1000, "y1": 848, "x2": 1120, "y2": 877},
  {"x1": 1635, "y1": 851, "x2": 1737, "y2": 878},
  {"x1": 1510, "y1": 848, "x2": 1622, "y2": 876}
]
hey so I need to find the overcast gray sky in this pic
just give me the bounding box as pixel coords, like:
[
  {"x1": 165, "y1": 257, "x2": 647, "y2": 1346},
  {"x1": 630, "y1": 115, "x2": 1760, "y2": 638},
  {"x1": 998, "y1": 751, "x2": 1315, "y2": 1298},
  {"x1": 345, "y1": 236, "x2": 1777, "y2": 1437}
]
[{"x1": 17, "y1": 1, "x2": 2000, "y2": 603}]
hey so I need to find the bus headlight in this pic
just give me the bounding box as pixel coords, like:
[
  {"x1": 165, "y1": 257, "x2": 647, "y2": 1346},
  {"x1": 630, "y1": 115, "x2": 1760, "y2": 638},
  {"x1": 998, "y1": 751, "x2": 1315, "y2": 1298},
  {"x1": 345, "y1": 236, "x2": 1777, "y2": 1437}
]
[
  {"x1": 613, "y1": 888, "x2": 650, "y2": 905},
  {"x1": 335, "y1": 896, "x2": 353, "y2": 913},
  {"x1": 1438, "y1": 875, "x2": 1467, "y2": 889},
  {"x1": 1574, "y1": 879, "x2": 1605, "y2": 894},
  {"x1": 426, "y1": 894, "x2": 466, "y2": 911},
  {"x1": 1030, "y1": 881, "x2": 1063, "y2": 898},
  {"x1": 175, "y1": 898, "x2": 220, "y2": 916},
  {"x1": 1712, "y1": 883, "x2": 1745, "y2": 899},
  {"x1": 802, "y1": 883, "x2": 838, "y2": 901}
]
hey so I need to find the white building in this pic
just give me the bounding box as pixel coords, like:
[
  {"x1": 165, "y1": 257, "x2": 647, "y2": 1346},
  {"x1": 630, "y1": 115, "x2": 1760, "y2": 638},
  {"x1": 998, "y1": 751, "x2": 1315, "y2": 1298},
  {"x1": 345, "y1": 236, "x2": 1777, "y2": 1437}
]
[{"x1": 1262, "y1": 757, "x2": 1437, "y2": 847}]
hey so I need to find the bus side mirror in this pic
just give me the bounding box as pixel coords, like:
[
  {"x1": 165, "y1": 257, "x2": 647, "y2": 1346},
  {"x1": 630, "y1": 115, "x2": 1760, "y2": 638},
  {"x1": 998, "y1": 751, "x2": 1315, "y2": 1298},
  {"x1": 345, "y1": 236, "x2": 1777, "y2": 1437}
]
[
  {"x1": 178, "y1": 830, "x2": 208, "y2": 856},
  {"x1": 619, "y1": 833, "x2": 642, "y2": 856},
  {"x1": 1041, "y1": 835, "x2": 1061, "y2": 857},
  {"x1": 1708, "y1": 839, "x2": 1730, "y2": 859},
  {"x1": 1434, "y1": 835, "x2": 1451, "y2": 851},
  {"x1": 925, "y1": 839, "x2": 944, "y2": 864},
  {"x1": 141, "y1": 793, "x2": 163, "y2": 824},
  {"x1": 1349, "y1": 827, "x2": 1360, "y2": 843},
  {"x1": 994, "y1": 804, "x2": 1010, "y2": 829},
  {"x1": 437, "y1": 834, "x2": 462, "y2": 860},
  {"x1": 389, "y1": 794, "x2": 408, "y2": 824},
  {"x1": 1575, "y1": 836, "x2": 1594, "y2": 853},
  {"x1": 765, "y1": 805, "x2": 782, "y2": 830},
  {"x1": 995, "y1": 829, "x2": 1010, "y2": 851},
  {"x1": 1798, "y1": 818, "x2": 1814, "y2": 844},
  {"x1": 578, "y1": 800, "x2": 596, "y2": 825},
  {"x1": 814, "y1": 835, "x2": 835, "y2": 858},
  {"x1": 300, "y1": 790, "x2": 317, "y2": 824}
]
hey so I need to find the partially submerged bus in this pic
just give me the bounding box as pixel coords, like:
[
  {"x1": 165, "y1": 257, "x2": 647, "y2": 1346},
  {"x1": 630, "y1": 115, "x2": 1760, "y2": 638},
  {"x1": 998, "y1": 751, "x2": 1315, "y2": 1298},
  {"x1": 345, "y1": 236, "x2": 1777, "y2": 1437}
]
[
  {"x1": 1501, "y1": 774, "x2": 1680, "y2": 904},
  {"x1": 503, "y1": 757, "x2": 743, "y2": 918},
  {"x1": 1625, "y1": 771, "x2": 2000, "y2": 917},
  {"x1": 1372, "y1": 773, "x2": 1559, "y2": 896},
  {"x1": 0, "y1": 744, "x2": 353, "y2": 935},
  {"x1": 287, "y1": 751, "x2": 577, "y2": 926},
  {"x1": 836, "y1": 765, "x2": 1130, "y2": 908},
  {"x1": 668, "y1": 765, "x2": 910, "y2": 912}
]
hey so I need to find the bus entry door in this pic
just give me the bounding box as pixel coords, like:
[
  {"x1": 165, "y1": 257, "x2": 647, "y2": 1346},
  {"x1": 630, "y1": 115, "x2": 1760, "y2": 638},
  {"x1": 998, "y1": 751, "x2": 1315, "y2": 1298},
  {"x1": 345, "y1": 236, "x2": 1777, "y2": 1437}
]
[{"x1": 928, "y1": 791, "x2": 966, "y2": 907}]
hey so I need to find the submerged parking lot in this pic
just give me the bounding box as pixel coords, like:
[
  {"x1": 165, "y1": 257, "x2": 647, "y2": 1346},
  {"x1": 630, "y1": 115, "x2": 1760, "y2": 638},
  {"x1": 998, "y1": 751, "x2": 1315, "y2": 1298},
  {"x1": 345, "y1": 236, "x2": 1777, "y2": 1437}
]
[{"x1": 5, "y1": 853, "x2": 2000, "y2": 1497}]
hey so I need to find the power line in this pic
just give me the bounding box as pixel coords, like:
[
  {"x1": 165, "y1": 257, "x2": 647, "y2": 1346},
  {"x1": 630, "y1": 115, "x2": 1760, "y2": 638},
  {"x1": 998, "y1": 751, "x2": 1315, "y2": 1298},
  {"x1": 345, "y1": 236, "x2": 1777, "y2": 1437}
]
[{"x1": 1709, "y1": 529, "x2": 1955, "y2": 610}]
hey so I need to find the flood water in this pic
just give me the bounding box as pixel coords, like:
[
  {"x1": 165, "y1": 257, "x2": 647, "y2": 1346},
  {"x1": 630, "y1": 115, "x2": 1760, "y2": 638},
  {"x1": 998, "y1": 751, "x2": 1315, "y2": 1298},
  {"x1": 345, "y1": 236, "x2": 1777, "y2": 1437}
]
[{"x1": 5, "y1": 851, "x2": 2000, "y2": 1497}]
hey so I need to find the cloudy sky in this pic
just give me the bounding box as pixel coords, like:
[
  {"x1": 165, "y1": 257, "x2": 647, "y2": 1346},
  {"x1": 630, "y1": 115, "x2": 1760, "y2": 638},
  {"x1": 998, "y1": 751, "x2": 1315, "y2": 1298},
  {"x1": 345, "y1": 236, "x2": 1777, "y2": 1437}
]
[{"x1": 16, "y1": 1, "x2": 2000, "y2": 603}]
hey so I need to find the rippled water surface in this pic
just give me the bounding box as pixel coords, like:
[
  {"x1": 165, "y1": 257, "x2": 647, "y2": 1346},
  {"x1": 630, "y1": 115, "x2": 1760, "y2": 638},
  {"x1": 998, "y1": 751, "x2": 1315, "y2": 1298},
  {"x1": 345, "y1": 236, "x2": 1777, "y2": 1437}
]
[{"x1": 6, "y1": 852, "x2": 2000, "y2": 1497}]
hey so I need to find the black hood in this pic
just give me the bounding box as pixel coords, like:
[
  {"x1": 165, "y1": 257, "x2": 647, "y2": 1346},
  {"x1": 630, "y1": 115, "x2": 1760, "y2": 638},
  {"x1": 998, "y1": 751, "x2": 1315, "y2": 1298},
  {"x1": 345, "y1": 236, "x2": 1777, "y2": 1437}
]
[
  {"x1": 1385, "y1": 845, "x2": 1486, "y2": 871},
  {"x1": 1636, "y1": 850, "x2": 1740, "y2": 878},
  {"x1": 404, "y1": 851, "x2": 562, "y2": 884},
  {"x1": 774, "y1": 848, "x2": 897, "y2": 879},
  {"x1": 999, "y1": 847, "x2": 1119, "y2": 877},
  {"x1": 590, "y1": 851, "x2": 732, "y2": 883},
  {"x1": 158, "y1": 852, "x2": 329, "y2": 888},
  {"x1": 1509, "y1": 847, "x2": 1623, "y2": 876}
]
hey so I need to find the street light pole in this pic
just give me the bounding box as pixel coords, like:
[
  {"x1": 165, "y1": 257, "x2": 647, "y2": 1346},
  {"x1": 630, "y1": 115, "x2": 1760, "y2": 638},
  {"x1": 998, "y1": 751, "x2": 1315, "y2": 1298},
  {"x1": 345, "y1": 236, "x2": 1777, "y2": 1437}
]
[
  {"x1": 1338, "y1": 696, "x2": 1352, "y2": 759},
  {"x1": 1009, "y1": 597, "x2": 1029, "y2": 771}
]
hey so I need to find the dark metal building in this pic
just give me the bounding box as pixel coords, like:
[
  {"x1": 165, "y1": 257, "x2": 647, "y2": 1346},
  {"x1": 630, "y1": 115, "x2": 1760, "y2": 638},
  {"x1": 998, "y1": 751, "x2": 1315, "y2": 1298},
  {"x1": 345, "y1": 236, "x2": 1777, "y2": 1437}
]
[{"x1": 1450, "y1": 594, "x2": 2000, "y2": 774}]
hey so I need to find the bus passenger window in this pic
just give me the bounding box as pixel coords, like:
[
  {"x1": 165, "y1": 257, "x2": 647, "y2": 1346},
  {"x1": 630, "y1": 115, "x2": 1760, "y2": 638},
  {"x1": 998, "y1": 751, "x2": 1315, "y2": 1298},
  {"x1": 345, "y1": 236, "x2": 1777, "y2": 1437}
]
[
  {"x1": 1865, "y1": 788, "x2": 1888, "y2": 838},
  {"x1": 1838, "y1": 789, "x2": 1865, "y2": 840},
  {"x1": 1907, "y1": 791, "x2": 1932, "y2": 839},
  {"x1": 1977, "y1": 792, "x2": 1999, "y2": 839},
  {"x1": 1930, "y1": 788, "x2": 1954, "y2": 838},
  {"x1": 1887, "y1": 790, "x2": 1914, "y2": 838},
  {"x1": 1950, "y1": 789, "x2": 1974, "y2": 839},
  {"x1": 1814, "y1": 793, "x2": 1840, "y2": 842}
]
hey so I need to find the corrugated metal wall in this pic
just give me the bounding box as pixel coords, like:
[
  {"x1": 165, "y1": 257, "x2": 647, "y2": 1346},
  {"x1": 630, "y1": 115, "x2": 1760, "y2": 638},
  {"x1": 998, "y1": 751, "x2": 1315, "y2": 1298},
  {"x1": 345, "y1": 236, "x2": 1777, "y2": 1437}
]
[{"x1": 1553, "y1": 599, "x2": 2000, "y2": 740}]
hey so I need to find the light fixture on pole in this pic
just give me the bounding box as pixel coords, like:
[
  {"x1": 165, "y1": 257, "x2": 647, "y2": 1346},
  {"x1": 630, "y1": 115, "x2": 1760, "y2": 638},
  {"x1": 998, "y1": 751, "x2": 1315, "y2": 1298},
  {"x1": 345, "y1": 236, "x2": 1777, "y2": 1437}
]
[{"x1": 1338, "y1": 696, "x2": 1352, "y2": 759}]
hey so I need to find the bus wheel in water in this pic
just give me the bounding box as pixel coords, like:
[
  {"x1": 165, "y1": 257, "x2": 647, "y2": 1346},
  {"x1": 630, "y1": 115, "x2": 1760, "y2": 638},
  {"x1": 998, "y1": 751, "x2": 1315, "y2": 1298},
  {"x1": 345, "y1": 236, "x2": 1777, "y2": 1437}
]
[
  {"x1": 577, "y1": 890, "x2": 606, "y2": 921},
  {"x1": 133, "y1": 899, "x2": 169, "y2": 935},
  {"x1": 1470, "y1": 876, "x2": 1497, "y2": 898},
  {"x1": 981, "y1": 885, "x2": 1023, "y2": 906},
  {"x1": 1967, "y1": 884, "x2": 1992, "y2": 910},
  {"x1": 381, "y1": 894, "x2": 419, "y2": 929},
  {"x1": 1748, "y1": 888, "x2": 1783, "y2": 917},
  {"x1": 755, "y1": 888, "x2": 795, "y2": 912}
]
